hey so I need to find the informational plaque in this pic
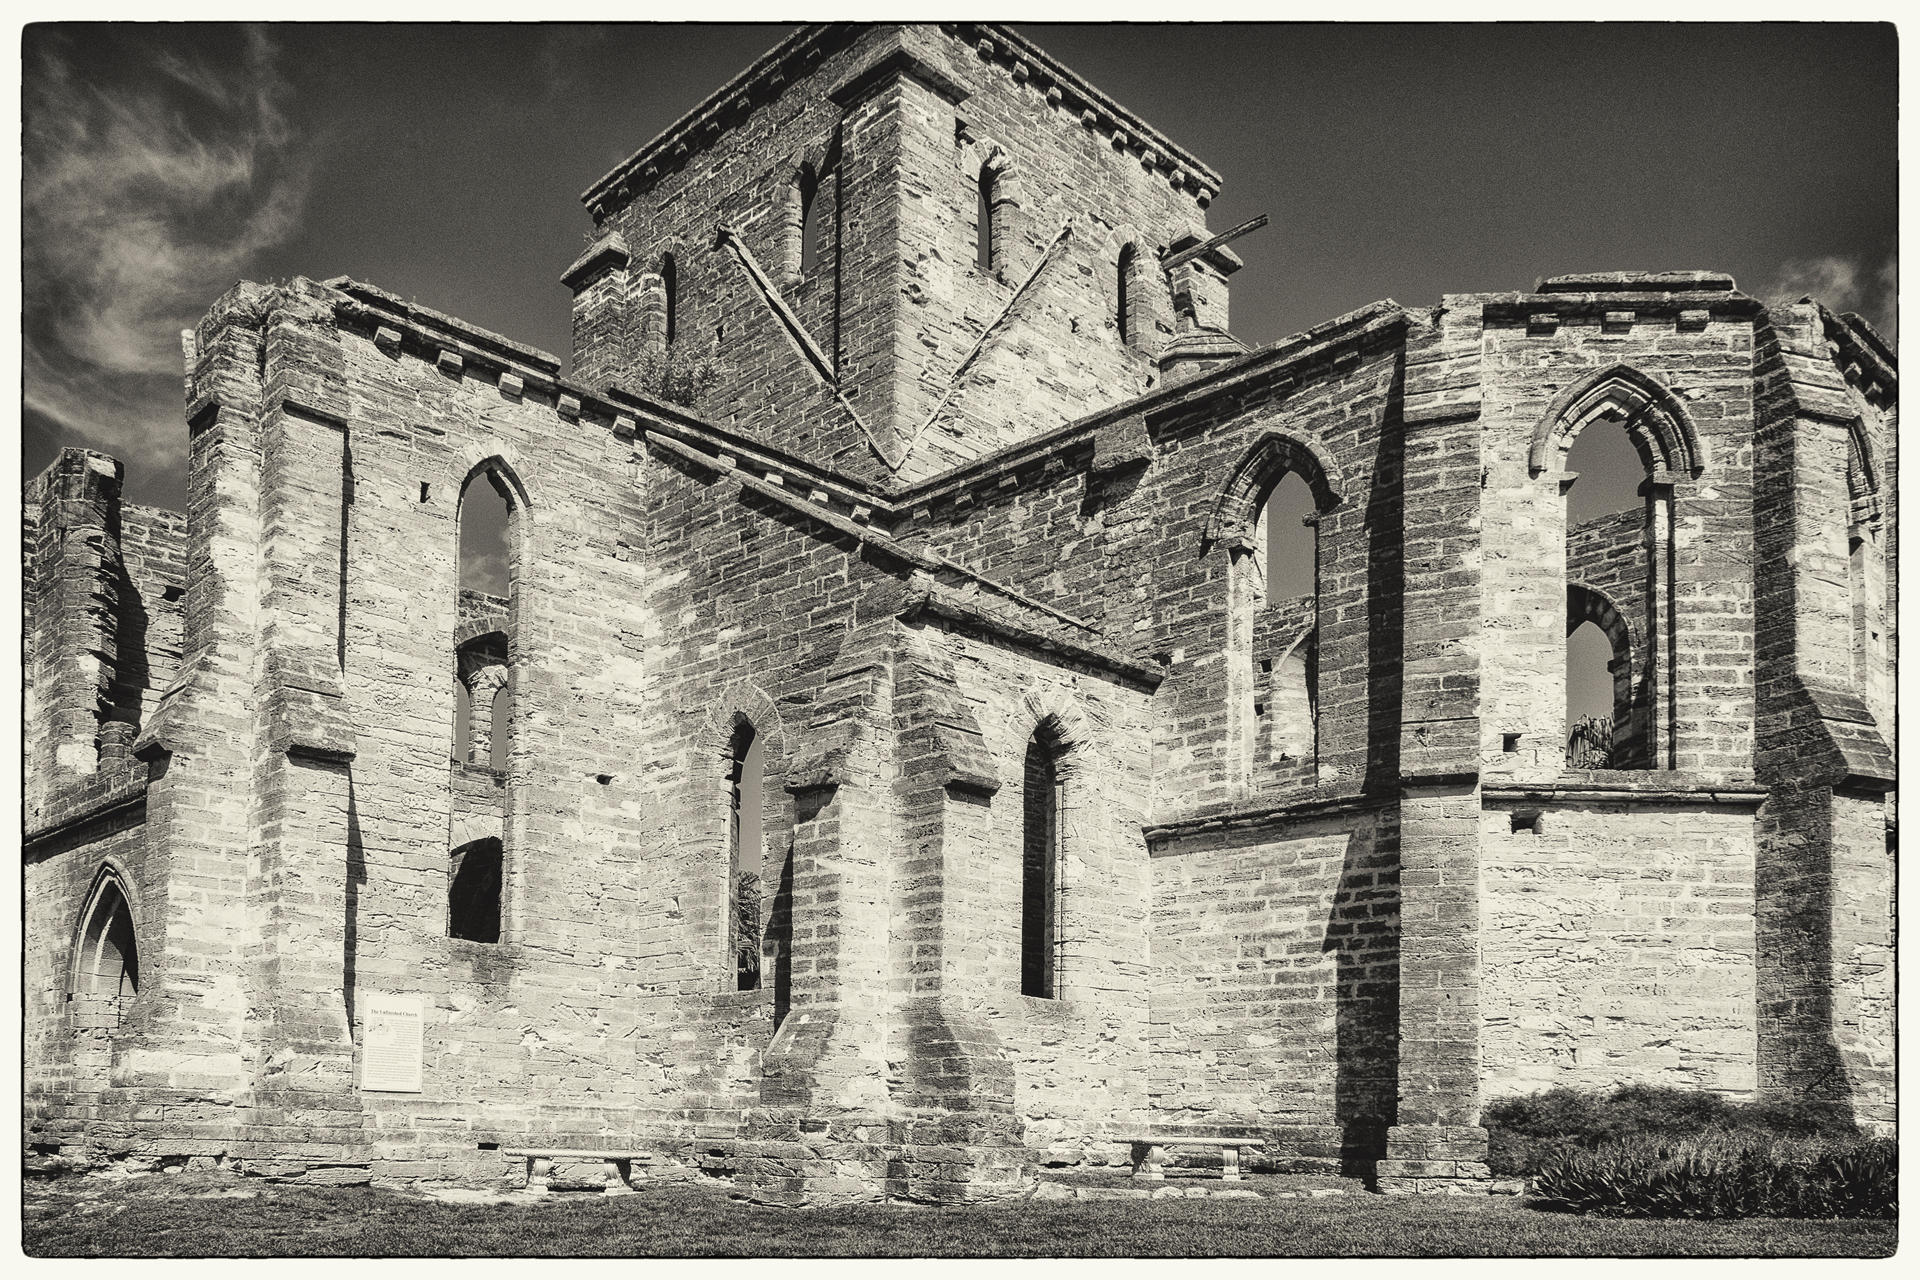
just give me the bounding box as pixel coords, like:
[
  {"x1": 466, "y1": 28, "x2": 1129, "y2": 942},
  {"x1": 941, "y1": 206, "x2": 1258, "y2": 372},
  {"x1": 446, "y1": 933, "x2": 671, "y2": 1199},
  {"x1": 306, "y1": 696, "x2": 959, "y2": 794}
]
[{"x1": 360, "y1": 993, "x2": 423, "y2": 1093}]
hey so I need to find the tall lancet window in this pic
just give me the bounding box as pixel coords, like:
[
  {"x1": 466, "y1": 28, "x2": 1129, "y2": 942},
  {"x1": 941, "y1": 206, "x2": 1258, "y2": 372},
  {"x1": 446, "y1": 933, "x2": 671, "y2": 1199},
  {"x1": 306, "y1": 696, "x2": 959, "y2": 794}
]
[
  {"x1": 728, "y1": 720, "x2": 766, "y2": 992},
  {"x1": 1021, "y1": 725, "x2": 1064, "y2": 999},
  {"x1": 448, "y1": 460, "x2": 528, "y2": 943}
]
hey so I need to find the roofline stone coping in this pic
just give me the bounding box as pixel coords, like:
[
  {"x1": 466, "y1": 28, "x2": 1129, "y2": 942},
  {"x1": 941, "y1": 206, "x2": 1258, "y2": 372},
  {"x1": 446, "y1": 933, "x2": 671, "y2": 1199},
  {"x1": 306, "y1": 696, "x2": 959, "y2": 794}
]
[
  {"x1": 949, "y1": 22, "x2": 1223, "y2": 194},
  {"x1": 581, "y1": 23, "x2": 853, "y2": 212},
  {"x1": 580, "y1": 22, "x2": 1221, "y2": 217},
  {"x1": 1536, "y1": 270, "x2": 1737, "y2": 293},
  {"x1": 1813, "y1": 301, "x2": 1898, "y2": 391},
  {"x1": 646, "y1": 429, "x2": 1106, "y2": 645},
  {"x1": 900, "y1": 588, "x2": 1163, "y2": 691},
  {"x1": 24, "y1": 777, "x2": 149, "y2": 852},
  {"x1": 893, "y1": 300, "x2": 1409, "y2": 513},
  {"x1": 326, "y1": 277, "x2": 563, "y2": 373},
  {"x1": 826, "y1": 44, "x2": 969, "y2": 108},
  {"x1": 560, "y1": 232, "x2": 633, "y2": 290},
  {"x1": 1476, "y1": 291, "x2": 1766, "y2": 322}
]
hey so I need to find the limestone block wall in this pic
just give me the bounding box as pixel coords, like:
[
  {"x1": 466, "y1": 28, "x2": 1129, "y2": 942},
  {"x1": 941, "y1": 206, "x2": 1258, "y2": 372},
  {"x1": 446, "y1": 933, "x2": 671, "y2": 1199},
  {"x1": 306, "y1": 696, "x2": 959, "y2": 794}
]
[
  {"x1": 1566, "y1": 511, "x2": 1647, "y2": 642},
  {"x1": 1148, "y1": 808, "x2": 1399, "y2": 1160},
  {"x1": 1478, "y1": 799, "x2": 1758, "y2": 1101},
  {"x1": 23, "y1": 243, "x2": 1895, "y2": 1190},
  {"x1": 905, "y1": 313, "x2": 1408, "y2": 819}
]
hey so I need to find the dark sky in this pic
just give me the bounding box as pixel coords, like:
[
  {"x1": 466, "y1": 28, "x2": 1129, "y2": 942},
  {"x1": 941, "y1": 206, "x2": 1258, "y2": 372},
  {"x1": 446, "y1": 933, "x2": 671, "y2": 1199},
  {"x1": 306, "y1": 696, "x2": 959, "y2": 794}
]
[{"x1": 21, "y1": 22, "x2": 1897, "y2": 516}]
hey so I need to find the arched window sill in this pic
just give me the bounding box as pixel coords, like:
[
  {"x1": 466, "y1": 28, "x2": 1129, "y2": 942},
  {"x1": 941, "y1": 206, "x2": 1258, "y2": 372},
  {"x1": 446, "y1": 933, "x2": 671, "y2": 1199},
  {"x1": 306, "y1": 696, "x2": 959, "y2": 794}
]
[
  {"x1": 448, "y1": 938, "x2": 522, "y2": 982},
  {"x1": 1018, "y1": 992, "x2": 1079, "y2": 1020}
]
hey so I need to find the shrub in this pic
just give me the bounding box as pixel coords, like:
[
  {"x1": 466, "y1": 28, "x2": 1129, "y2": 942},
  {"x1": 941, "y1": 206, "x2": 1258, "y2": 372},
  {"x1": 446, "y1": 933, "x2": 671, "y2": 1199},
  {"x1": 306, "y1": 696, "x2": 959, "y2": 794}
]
[
  {"x1": 1483, "y1": 1085, "x2": 1859, "y2": 1177},
  {"x1": 630, "y1": 348, "x2": 727, "y2": 410},
  {"x1": 1529, "y1": 1133, "x2": 1895, "y2": 1220}
]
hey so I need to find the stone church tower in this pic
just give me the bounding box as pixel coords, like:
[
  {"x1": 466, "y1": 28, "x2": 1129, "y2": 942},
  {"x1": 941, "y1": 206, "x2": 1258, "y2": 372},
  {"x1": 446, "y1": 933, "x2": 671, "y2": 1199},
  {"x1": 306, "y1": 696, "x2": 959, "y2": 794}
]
[{"x1": 24, "y1": 23, "x2": 1895, "y2": 1203}]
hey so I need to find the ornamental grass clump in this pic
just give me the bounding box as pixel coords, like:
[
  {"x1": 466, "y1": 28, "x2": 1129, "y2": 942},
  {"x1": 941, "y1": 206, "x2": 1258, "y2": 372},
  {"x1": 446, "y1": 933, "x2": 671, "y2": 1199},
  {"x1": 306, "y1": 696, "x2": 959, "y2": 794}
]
[
  {"x1": 1483, "y1": 1084, "x2": 1858, "y2": 1177},
  {"x1": 1529, "y1": 1133, "x2": 1895, "y2": 1220}
]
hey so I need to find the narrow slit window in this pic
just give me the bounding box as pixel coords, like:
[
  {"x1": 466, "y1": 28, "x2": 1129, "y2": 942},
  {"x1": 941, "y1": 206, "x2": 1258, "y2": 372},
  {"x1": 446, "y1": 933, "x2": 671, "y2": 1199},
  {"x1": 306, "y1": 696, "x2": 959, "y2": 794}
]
[
  {"x1": 729, "y1": 722, "x2": 765, "y2": 991},
  {"x1": 1252, "y1": 471, "x2": 1319, "y2": 773},
  {"x1": 449, "y1": 461, "x2": 524, "y2": 945},
  {"x1": 799, "y1": 178, "x2": 822, "y2": 276},
  {"x1": 977, "y1": 165, "x2": 995, "y2": 272},
  {"x1": 660, "y1": 253, "x2": 678, "y2": 345},
  {"x1": 1021, "y1": 728, "x2": 1062, "y2": 999},
  {"x1": 1116, "y1": 243, "x2": 1135, "y2": 341}
]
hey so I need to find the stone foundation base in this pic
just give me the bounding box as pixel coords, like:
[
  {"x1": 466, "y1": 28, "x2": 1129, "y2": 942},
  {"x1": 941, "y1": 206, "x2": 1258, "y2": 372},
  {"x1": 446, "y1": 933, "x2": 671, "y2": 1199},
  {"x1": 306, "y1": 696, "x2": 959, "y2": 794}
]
[
  {"x1": 1376, "y1": 1123, "x2": 1492, "y2": 1194},
  {"x1": 731, "y1": 1111, "x2": 1038, "y2": 1205}
]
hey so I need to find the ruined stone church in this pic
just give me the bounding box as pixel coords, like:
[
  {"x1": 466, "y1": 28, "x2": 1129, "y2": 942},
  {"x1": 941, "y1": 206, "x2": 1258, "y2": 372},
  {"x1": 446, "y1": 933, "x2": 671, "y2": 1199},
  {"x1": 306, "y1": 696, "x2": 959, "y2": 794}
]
[{"x1": 24, "y1": 22, "x2": 1896, "y2": 1203}]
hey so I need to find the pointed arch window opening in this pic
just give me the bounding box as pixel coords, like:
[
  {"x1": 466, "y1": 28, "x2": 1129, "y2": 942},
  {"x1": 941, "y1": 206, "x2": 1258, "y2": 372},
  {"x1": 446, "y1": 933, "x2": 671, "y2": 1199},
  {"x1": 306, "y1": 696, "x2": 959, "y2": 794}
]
[
  {"x1": 1560, "y1": 398, "x2": 1673, "y2": 771},
  {"x1": 71, "y1": 874, "x2": 139, "y2": 1072},
  {"x1": 728, "y1": 720, "x2": 766, "y2": 992},
  {"x1": 1021, "y1": 725, "x2": 1064, "y2": 999},
  {"x1": 1116, "y1": 243, "x2": 1136, "y2": 344},
  {"x1": 1240, "y1": 470, "x2": 1320, "y2": 782},
  {"x1": 976, "y1": 164, "x2": 996, "y2": 273},
  {"x1": 660, "y1": 253, "x2": 678, "y2": 345},
  {"x1": 449, "y1": 462, "x2": 526, "y2": 945},
  {"x1": 798, "y1": 174, "x2": 823, "y2": 277}
]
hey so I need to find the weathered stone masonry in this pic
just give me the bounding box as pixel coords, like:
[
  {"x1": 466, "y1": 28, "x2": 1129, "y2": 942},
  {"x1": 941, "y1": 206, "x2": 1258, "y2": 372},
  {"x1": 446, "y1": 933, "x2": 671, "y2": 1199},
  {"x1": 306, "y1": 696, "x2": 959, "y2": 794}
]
[{"x1": 24, "y1": 23, "x2": 1894, "y2": 1201}]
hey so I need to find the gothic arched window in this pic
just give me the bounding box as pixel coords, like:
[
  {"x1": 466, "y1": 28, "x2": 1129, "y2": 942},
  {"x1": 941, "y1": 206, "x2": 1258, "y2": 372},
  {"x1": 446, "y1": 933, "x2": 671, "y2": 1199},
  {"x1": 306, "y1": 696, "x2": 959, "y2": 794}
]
[
  {"x1": 1212, "y1": 432, "x2": 1341, "y2": 796},
  {"x1": 1535, "y1": 364, "x2": 1701, "y2": 771},
  {"x1": 1021, "y1": 724, "x2": 1064, "y2": 999},
  {"x1": 449, "y1": 458, "x2": 530, "y2": 943},
  {"x1": 728, "y1": 719, "x2": 765, "y2": 992}
]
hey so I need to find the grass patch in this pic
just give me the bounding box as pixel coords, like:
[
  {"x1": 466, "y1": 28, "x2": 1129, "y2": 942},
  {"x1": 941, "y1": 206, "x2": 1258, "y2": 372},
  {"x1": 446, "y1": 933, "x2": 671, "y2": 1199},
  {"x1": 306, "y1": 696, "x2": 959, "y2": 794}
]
[{"x1": 21, "y1": 1174, "x2": 1896, "y2": 1258}]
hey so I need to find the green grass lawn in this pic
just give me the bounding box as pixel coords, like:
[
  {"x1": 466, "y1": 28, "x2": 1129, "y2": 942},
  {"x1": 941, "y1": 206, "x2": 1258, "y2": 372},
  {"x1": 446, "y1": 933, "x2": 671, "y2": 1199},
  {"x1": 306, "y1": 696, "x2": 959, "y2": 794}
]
[{"x1": 22, "y1": 1174, "x2": 1895, "y2": 1258}]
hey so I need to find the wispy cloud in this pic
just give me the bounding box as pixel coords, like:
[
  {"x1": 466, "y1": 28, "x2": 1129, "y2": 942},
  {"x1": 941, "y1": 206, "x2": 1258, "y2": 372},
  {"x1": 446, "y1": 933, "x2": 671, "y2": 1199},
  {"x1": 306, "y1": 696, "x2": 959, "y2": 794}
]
[
  {"x1": 1764, "y1": 253, "x2": 1898, "y2": 342},
  {"x1": 23, "y1": 27, "x2": 311, "y2": 487}
]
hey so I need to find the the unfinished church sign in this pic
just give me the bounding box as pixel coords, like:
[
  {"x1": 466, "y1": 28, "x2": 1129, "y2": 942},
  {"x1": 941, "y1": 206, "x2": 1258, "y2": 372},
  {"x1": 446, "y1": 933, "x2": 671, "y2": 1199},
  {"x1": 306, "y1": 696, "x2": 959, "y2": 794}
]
[{"x1": 360, "y1": 994, "x2": 424, "y2": 1093}]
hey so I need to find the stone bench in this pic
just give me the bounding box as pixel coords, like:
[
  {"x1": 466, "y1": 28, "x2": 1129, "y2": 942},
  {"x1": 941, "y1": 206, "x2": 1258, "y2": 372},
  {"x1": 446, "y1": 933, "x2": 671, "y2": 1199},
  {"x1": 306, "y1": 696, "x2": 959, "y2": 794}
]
[{"x1": 1125, "y1": 1136, "x2": 1266, "y2": 1182}]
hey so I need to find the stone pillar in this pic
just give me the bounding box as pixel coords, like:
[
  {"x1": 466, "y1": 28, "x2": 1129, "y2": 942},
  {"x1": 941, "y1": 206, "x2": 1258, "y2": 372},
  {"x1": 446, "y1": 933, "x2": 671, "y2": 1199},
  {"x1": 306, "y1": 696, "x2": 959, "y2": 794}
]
[
  {"x1": 242, "y1": 286, "x2": 362, "y2": 1169},
  {"x1": 1750, "y1": 304, "x2": 1895, "y2": 1133},
  {"x1": 1380, "y1": 307, "x2": 1492, "y2": 1193},
  {"x1": 884, "y1": 629, "x2": 1032, "y2": 1203},
  {"x1": 121, "y1": 285, "x2": 277, "y2": 1112},
  {"x1": 738, "y1": 621, "x2": 899, "y2": 1205}
]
